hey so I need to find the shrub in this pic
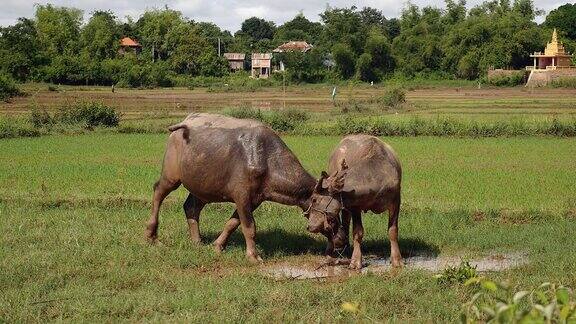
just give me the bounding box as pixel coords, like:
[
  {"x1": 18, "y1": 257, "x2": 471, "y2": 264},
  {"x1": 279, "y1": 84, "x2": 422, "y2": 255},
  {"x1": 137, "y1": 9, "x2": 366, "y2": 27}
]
[
  {"x1": 222, "y1": 106, "x2": 264, "y2": 120},
  {"x1": 378, "y1": 87, "x2": 406, "y2": 109},
  {"x1": 279, "y1": 109, "x2": 309, "y2": 123},
  {"x1": 222, "y1": 107, "x2": 309, "y2": 133},
  {"x1": 549, "y1": 77, "x2": 576, "y2": 88},
  {"x1": 0, "y1": 117, "x2": 41, "y2": 139},
  {"x1": 56, "y1": 101, "x2": 120, "y2": 127},
  {"x1": 30, "y1": 106, "x2": 54, "y2": 127},
  {"x1": 434, "y1": 261, "x2": 478, "y2": 285},
  {"x1": 0, "y1": 73, "x2": 23, "y2": 101},
  {"x1": 462, "y1": 279, "x2": 576, "y2": 323},
  {"x1": 486, "y1": 71, "x2": 526, "y2": 87},
  {"x1": 336, "y1": 99, "x2": 370, "y2": 113}
]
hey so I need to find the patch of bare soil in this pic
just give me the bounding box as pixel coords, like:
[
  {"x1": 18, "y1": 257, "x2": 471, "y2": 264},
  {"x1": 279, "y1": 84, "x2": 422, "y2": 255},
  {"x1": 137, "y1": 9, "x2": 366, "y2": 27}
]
[{"x1": 262, "y1": 252, "x2": 528, "y2": 280}]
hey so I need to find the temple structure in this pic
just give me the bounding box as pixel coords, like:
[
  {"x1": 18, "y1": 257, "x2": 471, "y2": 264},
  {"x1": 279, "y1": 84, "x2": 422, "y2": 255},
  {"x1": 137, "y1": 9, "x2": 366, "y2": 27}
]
[{"x1": 529, "y1": 29, "x2": 574, "y2": 70}]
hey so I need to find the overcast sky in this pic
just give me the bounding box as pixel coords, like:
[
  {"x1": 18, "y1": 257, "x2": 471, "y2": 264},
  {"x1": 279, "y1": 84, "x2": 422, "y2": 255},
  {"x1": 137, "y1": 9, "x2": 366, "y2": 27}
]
[{"x1": 0, "y1": 0, "x2": 570, "y2": 31}]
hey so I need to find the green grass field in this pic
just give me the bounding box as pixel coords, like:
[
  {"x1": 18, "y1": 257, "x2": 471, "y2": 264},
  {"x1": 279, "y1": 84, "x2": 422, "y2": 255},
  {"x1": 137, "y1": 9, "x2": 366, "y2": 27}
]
[{"x1": 1, "y1": 133, "x2": 575, "y2": 322}]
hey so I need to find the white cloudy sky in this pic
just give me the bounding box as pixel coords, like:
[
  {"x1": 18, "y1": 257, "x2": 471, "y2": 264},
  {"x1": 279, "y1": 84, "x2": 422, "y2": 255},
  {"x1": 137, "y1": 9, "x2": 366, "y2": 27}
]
[{"x1": 0, "y1": 0, "x2": 570, "y2": 31}]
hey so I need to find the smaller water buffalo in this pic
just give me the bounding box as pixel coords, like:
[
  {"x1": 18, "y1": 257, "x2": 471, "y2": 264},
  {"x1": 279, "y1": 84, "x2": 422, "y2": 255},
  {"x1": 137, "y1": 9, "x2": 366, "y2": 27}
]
[{"x1": 305, "y1": 134, "x2": 402, "y2": 269}]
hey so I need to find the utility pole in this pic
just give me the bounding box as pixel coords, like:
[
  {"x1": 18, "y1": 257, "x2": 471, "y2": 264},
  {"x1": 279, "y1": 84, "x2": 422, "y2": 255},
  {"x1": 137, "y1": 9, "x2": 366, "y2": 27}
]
[{"x1": 218, "y1": 37, "x2": 221, "y2": 56}]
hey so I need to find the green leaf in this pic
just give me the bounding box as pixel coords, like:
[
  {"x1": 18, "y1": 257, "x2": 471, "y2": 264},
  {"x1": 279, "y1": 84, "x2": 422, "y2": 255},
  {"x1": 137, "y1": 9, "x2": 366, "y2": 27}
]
[
  {"x1": 464, "y1": 277, "x2": 480, "y2": 286},
  {"x1": 557, "y1": 287, "x2": 570, "y2": 305},
  {"x1": 536, "y1": 291, "x2": 549, "y2": 304},
  {"x1": 482, "y1": 280, "x2": 498, "y2": 292}
]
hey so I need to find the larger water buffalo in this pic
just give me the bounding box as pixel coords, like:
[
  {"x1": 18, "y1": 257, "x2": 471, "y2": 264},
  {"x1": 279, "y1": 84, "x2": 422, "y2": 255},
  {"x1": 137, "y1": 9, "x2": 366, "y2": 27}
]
[
  {"x1": 305, "y1": 134, "x2": 402, "y2": 269},
  {"x1": 145, "y1": 113, "x2": 324, "y2": 262}
]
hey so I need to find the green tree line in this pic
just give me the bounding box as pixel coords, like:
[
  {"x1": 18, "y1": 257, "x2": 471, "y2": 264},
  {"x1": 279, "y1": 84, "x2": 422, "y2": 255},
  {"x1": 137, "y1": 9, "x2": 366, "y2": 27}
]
[{"x1": 0, "y1": 1, "x2": 575, "y2": 87}]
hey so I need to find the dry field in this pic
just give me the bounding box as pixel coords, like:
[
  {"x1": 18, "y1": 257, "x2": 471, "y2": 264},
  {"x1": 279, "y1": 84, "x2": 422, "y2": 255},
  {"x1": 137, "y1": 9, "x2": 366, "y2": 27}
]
[{"x1": 2, "y1": 84, "x2": 576, "y2": 122}]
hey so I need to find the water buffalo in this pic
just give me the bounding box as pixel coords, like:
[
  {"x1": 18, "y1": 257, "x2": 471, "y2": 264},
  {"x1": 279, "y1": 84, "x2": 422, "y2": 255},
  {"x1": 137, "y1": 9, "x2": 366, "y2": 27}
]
[
  {"x1": 145, "y1": 113, "x2": 318, "y2": 262},
  {"x1": 305, "y1": 134, "x2": 402, "y2": 269}
]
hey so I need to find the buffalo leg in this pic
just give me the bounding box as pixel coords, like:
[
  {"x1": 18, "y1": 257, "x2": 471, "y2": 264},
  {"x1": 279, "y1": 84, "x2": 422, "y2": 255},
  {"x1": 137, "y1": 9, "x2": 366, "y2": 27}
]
[
  {"x1": 333, "y1": 210, "x2": 351, "y2": 251},
  {"x1": 213, "y1": 210, "x2": 240, "y2": 253},
  {"x1": 183, "y1": 194, "x2": 205, "y2": 244},
  {"x1": 349, "y1": 210, "x2": 364, "y2": 270},
  {"x1": 388, "y1": 196, "x2": 402, "y2": 267},
  {"x1": 236, "y1": 201, "x2": 262, "y2": 263},
  {"x1": 145, "y1": 178, "x2": 180, "y2": 243},
  {"x1": 214, "y1": 202, "x2": 261, "y2": 253}
]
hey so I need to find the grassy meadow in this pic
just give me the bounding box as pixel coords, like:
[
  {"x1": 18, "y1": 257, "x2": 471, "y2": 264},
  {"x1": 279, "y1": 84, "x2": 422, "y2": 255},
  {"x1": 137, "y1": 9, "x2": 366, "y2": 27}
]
[{"x1": 1, "y1": 84, "x2": 576, "y2": 322}]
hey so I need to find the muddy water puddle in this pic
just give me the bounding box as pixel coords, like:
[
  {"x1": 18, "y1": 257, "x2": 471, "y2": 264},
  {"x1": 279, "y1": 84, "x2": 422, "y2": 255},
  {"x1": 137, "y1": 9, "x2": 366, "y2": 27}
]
[{"x1": 262, "y1": 252, "x2": 528, "y2": 280}]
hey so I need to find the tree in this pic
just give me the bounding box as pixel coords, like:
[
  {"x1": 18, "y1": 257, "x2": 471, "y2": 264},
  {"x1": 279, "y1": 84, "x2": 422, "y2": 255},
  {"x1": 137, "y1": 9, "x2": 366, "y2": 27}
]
[
  {"x1": 0, "y1": 18, "x2": 41, "y2": 80},
  {"x1": 275, "y1": 48, "x2": 327, "y2": 83},
  {"x1": 332, "y1": 43, "x2": 355, "y2": 79},
  {"x1": 444, "y1": 0, "x2": 467, "y2": 25},
  {"x1": 442, "y1": 0, "x2": 546, "y2": 79},
  {"x1": 383, "y1": 18, "x2": 401, "y2": 39},
  {"x1": 513, "y1": 0, "x2": 539, "y2": 21},
  {"x1": 81, "y1": 11, "x2": 120, "y2": 61},
  {"x1": 359, "y1": 7, "x2": 385, "y2": 28},
  {"x1": 240, "y1": 17, "x2": 275, "y2": 41},
  {"x1": 198, "y1": 52, "x2": 229, "y2": 77},
  {"x1": 165, "y1": 22, "x2": 215, "y2": 75},
  {"x1": 392, "y1": 4, "x2": 445, "y2": 76},
  {"x1": 319, "y1": 6, "x2": 364, "y2": 53},
  {"x1": 35, "y1": 4, "x2": 83, "y2": 57},
  {"x1": 196, "y1": 22, "x2": 234, "y2": 54},
  {"x1": 364, "y1": 29, "x2": 394, "y2": 78},
  {"x1": 136, "y1": 7, "x2": 183, "y2": 62},
  {"x1": 274, "y1": 14, "x2": 322, "y2": 44},
  {"x1": 545, "y1": 4, "x2": 576, "y2": 40},
  {"x1": 356, "y1": 53, "x2": 374, "y2": 81}
]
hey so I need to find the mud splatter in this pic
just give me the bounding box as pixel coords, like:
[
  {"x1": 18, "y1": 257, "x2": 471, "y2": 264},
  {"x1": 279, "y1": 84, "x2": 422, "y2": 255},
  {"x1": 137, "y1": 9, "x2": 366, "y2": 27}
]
[{"x1": 262, "y1": 252, "x2": 528, "y2": 280}]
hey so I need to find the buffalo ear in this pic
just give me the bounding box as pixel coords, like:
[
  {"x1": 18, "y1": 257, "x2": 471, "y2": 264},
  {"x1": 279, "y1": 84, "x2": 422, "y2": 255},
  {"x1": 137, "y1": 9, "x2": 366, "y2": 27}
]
[{"x1": 314, "y1": 171, "x2": 329, "y2": 192}]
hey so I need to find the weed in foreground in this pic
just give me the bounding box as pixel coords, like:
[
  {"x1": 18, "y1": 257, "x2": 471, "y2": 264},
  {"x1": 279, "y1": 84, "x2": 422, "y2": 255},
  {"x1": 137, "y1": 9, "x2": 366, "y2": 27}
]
[
  {"x1": 435, "y1": 260, "x2": 478, "y2": 285},
  {"x1": 462, "y1": 278, "x2": 576, "y2": 323}
]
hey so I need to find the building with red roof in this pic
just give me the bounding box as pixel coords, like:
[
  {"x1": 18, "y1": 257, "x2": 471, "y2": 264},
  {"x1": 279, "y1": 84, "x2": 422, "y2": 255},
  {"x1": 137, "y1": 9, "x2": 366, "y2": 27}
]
[
  {"x1": 119, "y1": 37, "x2": 142, "y2": 55},
  {"x1": 273, "y1": 41, "x2": 313, "y2": 53}
]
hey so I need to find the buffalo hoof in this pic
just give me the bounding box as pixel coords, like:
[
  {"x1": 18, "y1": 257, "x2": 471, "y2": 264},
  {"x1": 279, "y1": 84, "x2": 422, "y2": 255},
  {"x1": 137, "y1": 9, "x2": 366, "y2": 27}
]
[
  {"x1": 246, "y1": 253, "x2": 263, "y2": 264},
  {"x1": 391, "y1": 258, "x2": 403, "y2": 268},
  {"x1": 349, "y1": 258, "x2": 362, "y2": 270},
  {"x1": 144, "y1": 231, "x2": 157, "y2": 244},
  {"x1": 214, "y1": 243, "x2": 224, "y2": 254},
  {"x1": 333, "y1": 239, "x2": 349, "y2": 251}
]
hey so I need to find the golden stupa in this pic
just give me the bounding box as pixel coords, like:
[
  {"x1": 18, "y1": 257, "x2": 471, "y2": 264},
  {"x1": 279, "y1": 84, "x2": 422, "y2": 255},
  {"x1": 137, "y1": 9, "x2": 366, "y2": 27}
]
[{"x1": 530, "y1": 29, "x2": 573, "y2": 70}]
